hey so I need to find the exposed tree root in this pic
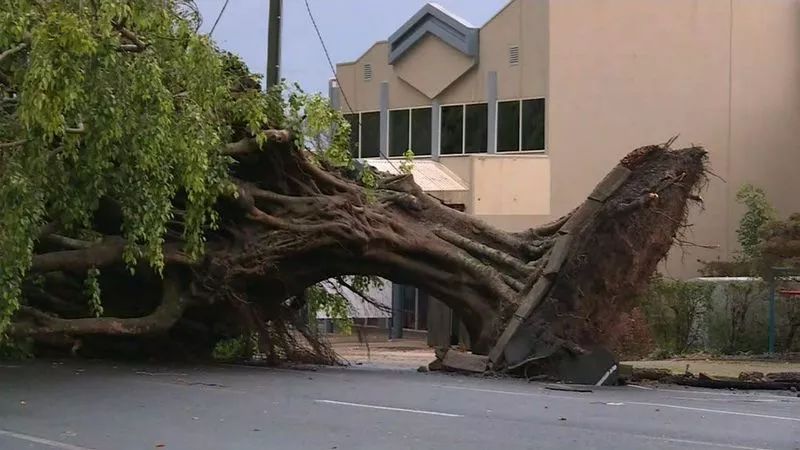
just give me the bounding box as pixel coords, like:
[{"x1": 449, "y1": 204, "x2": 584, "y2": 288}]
[{"x1": 12, "y1": 134, "x2": 708, "y2": 371}]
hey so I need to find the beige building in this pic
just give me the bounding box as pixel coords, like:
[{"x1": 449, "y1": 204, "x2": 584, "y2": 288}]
[{"x1": 331, "y1": 0, "x2": 800, "y2": 280}]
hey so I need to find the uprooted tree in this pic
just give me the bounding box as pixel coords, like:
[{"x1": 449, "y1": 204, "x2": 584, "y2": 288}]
[{"x1": 1, "y1": 1, "x2": 708, "y2": 371}]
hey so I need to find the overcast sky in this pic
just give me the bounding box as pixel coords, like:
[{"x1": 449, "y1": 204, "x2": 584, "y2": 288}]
[{"x1": 195, "y1": 0, "x2": 508, "y2": 95}]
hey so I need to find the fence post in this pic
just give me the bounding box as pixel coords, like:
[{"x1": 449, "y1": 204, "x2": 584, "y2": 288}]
[{"x1": 768, "y1": 276, "x2": 776, "y2": 355}]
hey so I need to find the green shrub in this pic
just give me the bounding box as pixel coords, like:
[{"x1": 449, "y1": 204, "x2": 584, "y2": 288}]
[
  {"x1": 0, "y1": 337, "x2": 34, "y2": 360},
  {"x1": 705, "y1": 280, "x2": 768, "y2": 354},
  {"x1": 637, "y1": 276, "x2": 714, "y2": 356},
  {"x1": 211, "y1": 333, "x2": 257, "y2": 362}
]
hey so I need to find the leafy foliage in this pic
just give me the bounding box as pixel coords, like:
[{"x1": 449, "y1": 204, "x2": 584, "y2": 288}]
[
  {"x1": 84, "y1": 268, "x2": 103, "y2": 318},
  {"x1": 211, "y1": 332, "x2": 257, "y2": 362},
  {"x1": 307, "y1": 284, "x2": 354, "y2": 335},
  {"x1": 735, "y1": 183, "x2": 776, "y2": 260},
  {"x1": 0, "y1": 0, "x2": 358, "y2": 338},
  {"x1": 399, "y1": 149, "x2": 414, "y2": 175},
  {"x1": 0, "y1": 336, "x2": 33, "y2": 360},
  {"x1": 637, "y1": 276, "x2": 714, "y2": 355}
]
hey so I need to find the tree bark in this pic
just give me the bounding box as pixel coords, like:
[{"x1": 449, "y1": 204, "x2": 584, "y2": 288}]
[{"x1": 14, "y1": 134, "x2": 708, "y2": 368}]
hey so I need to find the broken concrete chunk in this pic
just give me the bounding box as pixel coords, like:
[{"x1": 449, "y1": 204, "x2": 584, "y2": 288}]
[{"x1": 441, "y1": 351, "x2": 489, "y2": 373}]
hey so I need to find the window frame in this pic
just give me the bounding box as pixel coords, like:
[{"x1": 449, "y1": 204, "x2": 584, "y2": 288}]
[
  {"x1": 349, "y1": 109, "x2": 380, "y2": 159},
  {"x1": 437, "y1": 101, "x2": 490, "y2": 156},
  {"x1": 386, "y1": 106, "x2": 433, "y2": 158},
  {"x1": 409, "y1": 106, "x2": 433, "y2": 157},
  {"x1": 387, "y1": 107, "x2": 411, "y2": 157},
  {"x1": 494, "y1": 96, "x2": 546, "y2": 153}
]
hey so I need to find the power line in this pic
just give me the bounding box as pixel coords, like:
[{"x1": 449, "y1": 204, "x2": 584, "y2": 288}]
[
  {"x1": 303, "y1": 0, "x2": 353, "y2": 114},
  {"x1": 303, "y1": 0, "x2": 400, "y2": 172},
  {"x1": 209, "y1": 0, "x2": 230, "y2": 36}
]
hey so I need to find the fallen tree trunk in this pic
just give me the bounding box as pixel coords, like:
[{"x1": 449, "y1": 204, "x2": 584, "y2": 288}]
[{"x1": 12, "y1": 134, "x2": 707, "y2": 370}]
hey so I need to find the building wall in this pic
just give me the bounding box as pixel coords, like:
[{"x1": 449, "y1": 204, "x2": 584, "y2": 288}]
[
  {"x1": 335, "y1": 0, "x2": 800, "y2": 276},
  {"x1": 336, "y1": 0, "x2": 549, "y2": 108},
  {"x1": 335, "y1": 0, "x2": 552, "y2": 232},
  {"x1": 728, "y1": 0, "x2": 800, "y2": 249},
  {"x1": 547, "y1": 0, "x2": 800, "y2": 277},
  {"x1": 336, "y1": 42, "x2": 430, "y2": 111},
  {"x1": 436, "y1": 155, "x2": 551, "y2": 231}
]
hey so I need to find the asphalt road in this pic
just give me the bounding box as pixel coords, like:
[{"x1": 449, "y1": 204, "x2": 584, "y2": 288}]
[{"x1": 1, "y1": 360, "x2": 798, "y2": 450}]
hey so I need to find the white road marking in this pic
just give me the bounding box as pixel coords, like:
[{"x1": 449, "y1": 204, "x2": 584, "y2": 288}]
[
  {"x1": 0, "y1": 429, "x2": 95, "y2": 450},
  {"x1": 629, "y1": 401, "x2": 800, "y2": 422},
  {"x1": 657, "y1": 387, "x2": 799, "y2": 400},
  {"x1": 670, "y1": 396, "x2": 778, "y2": 403},
  {"x1": 640, "y1": 436, "x2": 771, "y2": 450},
  {"x1": 314, "y1": 400, "x2": 462, "y2": 417},
  {"x1": 625, "y1": 383, "x2": 653, "y2": 390},
  {"x1": 439, "y1": 384, "x2": 800, "y2": 423}
]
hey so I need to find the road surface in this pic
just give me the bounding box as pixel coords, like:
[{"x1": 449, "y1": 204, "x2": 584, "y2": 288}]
[{"x1": 0, "y1": 360, "x2": 798, "y2": 449}]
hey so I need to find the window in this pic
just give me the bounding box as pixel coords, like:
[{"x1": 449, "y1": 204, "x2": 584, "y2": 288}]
[
  {"x1": 410, "y1": 107, "x2": 432, "y2": 156},
  {"x1": 363, "y1": 63, "x2": 373, "y2": 81},
  {"x1": 509, "y1": 45, "x2": 520, "y2": 65},
  {"x1": 464, "y1": 103, "x2": 488, "y2": 153},
  {"x1": 360, "y1": 111, "x2": 380, "y2": 158},
  {"x1": 347, "y1": 107, "x2": 432, "y2": 159},
  {"x1": 521, "y1": 98, "x2": 545, "y2": 150},
  {"x1": 343, "y1": 113, "x2": 359, "y2": 159},
  {"x1": 497, "y1": 98, "x2": 546, "y2": 152},
  {"x1": 497, "y1": 100, "x2": 520, "y2": 152},
  {"x1": 440, "y1": 105, "x2": 463, "y2": 155},
  {"x1": 388, "y1": 107, "x2": 432, "y2": 157},
  {"x1": 439, "y1": 103, "x2": 488, "y2": 155},
  {"x1": 389, "y1": 109, "x2": 410, "y2": 157}
]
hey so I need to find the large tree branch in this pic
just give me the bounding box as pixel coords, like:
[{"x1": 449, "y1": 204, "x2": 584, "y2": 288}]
[
  {"x1": 12, "y1": 270, "x2": 188, "y2": 336},
  {"x1": 434, "y1": 227, "x2": 531, "y2": 278},
  {"x1": 0, "y1": 43, "x2": 27, "y2": 64},
  {"x1": 0, "y1": 139, "x2": 26, "y2": 149},
  {"x1": 333, "y1": 277, "x2": 391, "y2": 313},
  {"x1": 43, "y1": 233, "x2": 98, "y2": 250},
  {"x1": 32, "y1": 237, "x2": 191, "y2": 273},
  {"x1": 222, "y1": 131, "x2": 290, "y2": 156}
]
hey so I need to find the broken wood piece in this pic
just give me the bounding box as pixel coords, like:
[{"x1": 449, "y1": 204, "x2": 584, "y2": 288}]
[
  {"x1": 667, "y1": 375, "x2": 800, "y2": 391},
  {"x1": 630, "y1": 367, "x2": 672, "y2": 381},
  {"x1": 545, "y1": 384, "x2": 593, "y2": 393},
  {"x1": 588, "y1": 165, "x2": 633, "y2": 203},
  {"x1": 765, "y1": 372, "x2": 800, "y2": 383},
  {"x1": 543, "y1": 235, "x2": 573, "y2": 278},
  {"x1": 738, "y1": 371, "x2": 765, "y2": 382},
  {"x1": 487, "y1": 278, "x2": 554, "y2": 366},
  {"x1": 559, "y1": 200, "x2": 601, "y2": 235}
]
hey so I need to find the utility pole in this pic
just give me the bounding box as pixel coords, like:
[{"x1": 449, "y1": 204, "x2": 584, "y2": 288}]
[{"x1": 266, "y1": 0, "x2": 283, "y2": 89}]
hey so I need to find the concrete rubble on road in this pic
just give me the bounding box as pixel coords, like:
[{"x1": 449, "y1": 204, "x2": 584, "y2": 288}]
[{"x1": 439, "y1": 350, "x2": 489, "y2": 373}]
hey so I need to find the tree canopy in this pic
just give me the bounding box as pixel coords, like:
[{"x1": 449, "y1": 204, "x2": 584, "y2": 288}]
[{"x1": 0, "y1": 0, "x2": 354, "y2": 336}]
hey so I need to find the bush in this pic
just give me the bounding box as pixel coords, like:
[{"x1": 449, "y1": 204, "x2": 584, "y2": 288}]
[
  {"x1": 0, "y1": 337, "x2": 34, "y2": 360},
  {"x1": 211, "y1": 333, "x2": 257, "y2": 362},
  {"x1": 705, "y1": 280, "x2": 768, "y2": 354},
  {"x1": 637, "y1": 276, "x2": 714, "y2": 356}
]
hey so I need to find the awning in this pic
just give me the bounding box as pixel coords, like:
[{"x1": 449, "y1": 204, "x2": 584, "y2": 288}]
[{"x1": 364, "y1": 159, "x2": 468, "y2": 192}]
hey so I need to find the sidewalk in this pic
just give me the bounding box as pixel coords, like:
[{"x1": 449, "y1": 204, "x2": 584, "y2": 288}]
[
  {"x1": 330, "y1": 337, "x2": 434, "y2": 369},
  {"x1": 625, "y1": 358, "x2": 800, "y2": 378},
  {"x1": 329, "y1": 337, "x2": 800, "y2": 378}
]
